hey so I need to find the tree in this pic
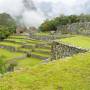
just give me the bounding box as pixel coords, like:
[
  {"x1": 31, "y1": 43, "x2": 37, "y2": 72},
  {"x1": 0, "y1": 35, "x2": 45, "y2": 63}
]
[
  {"x1": 0, "y1": 13, "x2": 16, "y2": 40},
  {"x1": 39, "y1": 14, "x2": 90, "y2": 32},
  {"x1": 0, "y1": 56, "x2": 7, "y2": 74}
]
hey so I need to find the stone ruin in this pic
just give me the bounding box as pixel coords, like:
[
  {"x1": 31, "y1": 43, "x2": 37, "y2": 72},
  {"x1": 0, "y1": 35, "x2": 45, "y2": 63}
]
[
  {"x1": 16, "y1": 26, "x2": 27, "y2": 34},
  {"x1": 50, "y1": 41, "x2": 88, "y2": 60},
  {"x1": 16, "y1": 26, "x2": 37, "y2": 34},
  {"x1": 57, "y1": 22, "x2": 90, "y2": 35}
]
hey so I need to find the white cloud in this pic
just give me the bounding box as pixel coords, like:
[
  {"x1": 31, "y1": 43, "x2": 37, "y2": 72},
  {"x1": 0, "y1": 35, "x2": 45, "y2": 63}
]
[
  {"x1": 22, "y1": 11, "x2": 45, "y2": 28},
  {"x1": 0, "y1": 0, "x2": 90, "y2": 27}
]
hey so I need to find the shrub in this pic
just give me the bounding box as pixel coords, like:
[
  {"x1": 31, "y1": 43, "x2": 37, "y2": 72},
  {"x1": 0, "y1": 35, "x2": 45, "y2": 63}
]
[{"x1": 0, "y1": 56, "x2": 7, "y2": 74}]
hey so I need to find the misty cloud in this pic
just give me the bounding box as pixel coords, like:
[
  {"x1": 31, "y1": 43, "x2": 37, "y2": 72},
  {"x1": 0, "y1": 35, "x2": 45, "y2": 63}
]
[{"x1": 0, "y1": 0, "x2": 90, "y2": 27}]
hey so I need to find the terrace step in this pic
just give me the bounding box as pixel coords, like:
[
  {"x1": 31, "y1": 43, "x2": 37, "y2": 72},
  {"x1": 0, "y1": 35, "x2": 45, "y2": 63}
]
[
  {"x1": 31, "y1": 54, "x2": 49, "y2": 60},
  {"x1": 17, "y1": 48, "x2": 31, "y2": 53},
  {"x1": 31, "y1": 52, "x2": 50, "y2": 60},
  {"x1": 21, "y1": 44, "x2": 35, "y2": 49},
  {"x1": 4, "y1": 40, "x2": 24, "y2": 44},
  {"x1": 0, "y1": 45, "x2": 16, "y2": 52},
  {"x1": 0, "y1": 42, "x2": 21, "y2": 48},
  {"x1": 35, "y1": 44, "x2": 51, "y2": 49},
  {"x1": 34, "y1": 49, "x2": 51, "y2": 54},
  {"x1": 7, "y1": 54, "x2": 27, "y2": 64}
]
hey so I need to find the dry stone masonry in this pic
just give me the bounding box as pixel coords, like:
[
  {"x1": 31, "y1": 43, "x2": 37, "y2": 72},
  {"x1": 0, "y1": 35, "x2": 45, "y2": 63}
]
[
  {"x1": 57, "y1": 22, "x2": 90, "y2": 35},
  {"x1": 51, "y1": 41, "x2": 87, "y2": 60}
]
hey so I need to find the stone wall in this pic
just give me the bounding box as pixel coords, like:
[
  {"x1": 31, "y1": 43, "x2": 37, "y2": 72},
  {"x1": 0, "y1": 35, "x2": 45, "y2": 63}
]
[
  {"x1": 57, "y1": 22, "x2": 90, "y2": 35},
  {"x1": 0, "y1": 45, "x2": 16, "y2": 52},
  {"x1": 29, "y1": 34, "x2": 57, "y2": 41},
  {"x1": 51, "y1": 41, "x2": 87, "y2": 60},
  {"x1": 29, "y1": 34, "x2": 73, "y2": 41}
]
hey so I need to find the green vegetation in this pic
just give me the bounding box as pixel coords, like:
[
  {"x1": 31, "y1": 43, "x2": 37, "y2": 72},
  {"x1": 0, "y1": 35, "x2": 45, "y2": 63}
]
[
  {"x1": 0, "y1": 48, "x2": 24, "y2": 61},
  {"x1": 0, "y1": 13, "x2": 16, "y2": 40},
  {"x1": 0, "y1": 33, "x2": 51, "y2": 75},
  {"x1": 0, "y1": 42, "x2": 21, "y2": 48},
  {"x1": 39, "y1": 14, "x2": 90, "y2": 32},
  {"x1": 58, "y1": 35, "x2": 90, "y2": 49},
  {"x1": 0, "y1": 56, "x2": 7, "y2": 74},
  {"x1": 0, "y1": 31, "x2": 90, "y2": 89},
  {"x1": 32, "y1": 52, "x2": 50, "y2": 57},
  {"x1": 0, "y1": 52, "x2": 90, "y2": 90},
  {"x1": 9, "y1": 35, "x2": 27, "y2": 39},
  {"x1": 36, "y1": 48, "x2": 51, "y2": 52},
  {"x1": 17, "y1": 57, "x2": 42, "y2": 68},
  {"x1": 35, "y1": 32, "x2": 50, "y2": 36},
  {"x1": 19, "y1": 48, "x2": 31, "y2": 52}
]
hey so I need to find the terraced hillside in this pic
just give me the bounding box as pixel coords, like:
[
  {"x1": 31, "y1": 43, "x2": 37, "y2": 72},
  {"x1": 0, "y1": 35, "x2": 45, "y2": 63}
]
[
  {"x1": 0, "y1": 34, "x2": 51, "y2": 70},
  {"x1": 57, "y1": 35, "x2": 90, "y2": 50},
  {"x1": 0, "y1": 52, "x2": 90, "y2": 90},
  {"x1": 0, "y1": 34, "x2": 90, "y2": 90}
]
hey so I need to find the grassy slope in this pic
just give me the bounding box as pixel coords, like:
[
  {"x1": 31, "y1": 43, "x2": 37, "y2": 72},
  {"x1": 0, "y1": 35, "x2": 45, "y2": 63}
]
[
  {"x1": 16, "y1": 57, "x2": 42, "y2": 68},
  {"x1": 9, "y1": 35, "x2": 27, "y2": 39},
  {"x1": 0, "y1": 48, "x2": 24, "y2": 61},
  {"x1": 35, "y1": 32, "x2": 50, "y2": 36},
  {"x1": 0, "y1": 42, "x2": 21, "y2": 48},
  {"x1": 0, "y1": 52, "x2": 90, "y2": 90},
  {"x1": 58, "y1": 35, "x2": 90, "y2": 49}
]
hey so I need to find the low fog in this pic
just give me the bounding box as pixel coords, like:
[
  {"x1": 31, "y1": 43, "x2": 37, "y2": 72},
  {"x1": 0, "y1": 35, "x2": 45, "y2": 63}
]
[{"x1": 0, "y1": 0, "x2": 90, "y2": 27}]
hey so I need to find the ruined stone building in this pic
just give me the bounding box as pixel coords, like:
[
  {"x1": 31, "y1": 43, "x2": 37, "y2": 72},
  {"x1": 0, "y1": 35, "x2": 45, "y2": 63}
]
[
  {"x1": 57, "y1": 22, "x2": 90, "y2": 35},
  {"x1": 16, "y1": 26, "x2": 27, "y2": 34}
]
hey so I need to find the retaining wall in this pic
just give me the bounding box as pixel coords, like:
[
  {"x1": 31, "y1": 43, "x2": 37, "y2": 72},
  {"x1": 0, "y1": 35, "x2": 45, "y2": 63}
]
[
  {"x1": 57, "y1": 22, "x2": 90, "y2": 35},
  {"x1": 29, "y1": 34, "x2": 72, "y2": 41},
  {"x1": 51, "y1": 41, "x2": 88, "y2": 60},
  {"x1": 0, "y1": 45, "x2": 16, "y2": 52}
]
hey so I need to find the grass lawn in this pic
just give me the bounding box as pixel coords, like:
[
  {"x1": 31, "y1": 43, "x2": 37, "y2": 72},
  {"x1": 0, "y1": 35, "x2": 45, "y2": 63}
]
[
  {"x1": 36, "y1": 48, "x2": 51, "y2": 52},
  {"x1": 0, "y1": 48, "x2": 24, "y2": 61},
  {"x1": 16, "y1": 57, "x2": 42, "y2": 68},
  {"x1": 35, "y1": 32, "x2": 50, "y2": 36},
  {"x1": 32, "y1": 52, "x2": 50, "y2": 57},
  {"x1": 6, "y1": 38, "x2": 26, "y2": 43},
  {"x1": 9, "y1": 35, "x2": 27, "y2": 39},
  {"x1": 57, "y1": 35, "x2": 90, "y2": 49},
  {"x1": 0, "y1": 52, "x2": 90, "y2": 90},
  {"x1": 19, "y1": 48, "x2": 31, "y2": 52},
  {"x1": 0, "y1": 42, "x2": 21, "y2": 48}
]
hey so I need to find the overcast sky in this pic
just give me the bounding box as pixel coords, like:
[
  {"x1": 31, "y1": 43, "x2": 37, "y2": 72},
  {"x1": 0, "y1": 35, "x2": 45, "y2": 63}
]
[{"x1": 0, "y1": 0, "x2": 90, "y2": 27}]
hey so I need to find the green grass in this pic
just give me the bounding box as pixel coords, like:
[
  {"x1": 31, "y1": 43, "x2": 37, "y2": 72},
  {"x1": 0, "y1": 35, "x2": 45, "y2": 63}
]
[
  {"x1": 35, "y1": 32, "x2": 50, "y2": 36},
  {"x1": 0, "y1": 42, "x2": 21, "y2": 48},
  {"x1": 0, "y1": 52, "x2": 90, "y2": 90},
  {"x1": 36, "y1": 48, "x2": 51, "y2": 52},
  {"x1": 16, "y1": 57, "x2": 42, "y2": 68},
  {"x1": 0, "y1": 48, "x2": 24, "y2": 61},
  {"x1": 32, "y1": 52, "x2": 50, "y2": 57},
  {"x1": 57, "y1": 35, "x2": 90, "y2": 49},
  {"x1": 6, "y1": 38, "x2": 26, "y2": 43},
  {"x1": 9, "y1": 35, "x2": 27, "y2": 39},
  {"x1": 19, "y1": 48, "x2": 31, "y2": 52},
  {"x1": 5, "y1": 38, "x2": 46, "y2": 46}
]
